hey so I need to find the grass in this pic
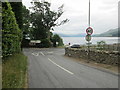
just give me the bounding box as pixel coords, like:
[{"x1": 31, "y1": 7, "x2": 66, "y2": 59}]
[
  {"x1": 2, "y1": 53, "x2": 28, "y2": 88},
  {"x1": 57, "y1": 46, "x2": 65, "y2": 48}
]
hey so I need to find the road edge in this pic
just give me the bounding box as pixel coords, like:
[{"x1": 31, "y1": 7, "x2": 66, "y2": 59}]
[{"x1": 64, "y1": 55, "x2": 119, "y2": 76}]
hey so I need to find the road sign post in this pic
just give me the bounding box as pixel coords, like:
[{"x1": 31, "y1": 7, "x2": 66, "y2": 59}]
[
  {"x1": 85, "y1": 0, "x2": 93, "y2": 63},
  {"x1": 85, "y1": 27, "x2": 93, "y2": 63}
]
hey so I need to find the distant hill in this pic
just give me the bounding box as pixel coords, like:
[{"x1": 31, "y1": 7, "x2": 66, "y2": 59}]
[
  {"x1": 93, "y1": 28, "x2": 120, "y2": 37},
  {"x1": 54, "y1": 33, "x2": 86, "y2": 37},
  {"x1": 54, "y1": 28, "x2": 120, "y2": 37}
]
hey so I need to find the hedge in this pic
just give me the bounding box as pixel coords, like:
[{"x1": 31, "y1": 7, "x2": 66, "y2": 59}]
[{"x1": 2, "y1": 2, "x2": 22, "y2": 57}]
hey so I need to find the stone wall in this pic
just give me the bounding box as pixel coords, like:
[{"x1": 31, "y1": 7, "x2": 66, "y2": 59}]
[{"x1": 65, "y1": 48, "x2": 120, "y2": 66}]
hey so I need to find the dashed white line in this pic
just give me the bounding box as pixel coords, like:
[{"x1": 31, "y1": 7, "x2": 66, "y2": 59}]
[
  {"x1": 48, "y1": 58, "x2": 74, "y2": 75},
  {"x1": 40, "y1": 52, "x2": 45, "y2": 56}
]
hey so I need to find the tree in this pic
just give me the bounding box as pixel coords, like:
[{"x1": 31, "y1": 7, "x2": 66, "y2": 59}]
[
  {"x1": 51, "y1": 34, "x2": 64, "y2": 47},
  {"x1": 0, "y1": 2, "x2": 2, "y2": 54},
  {"x1": 21, "y1": 5, "x2": 31, "y2": 47},
  {"x1": 2, "y1": 2, "x2": 22, "y2": 57},
  {"x1": 29, "y1": 0, "x2": 68, "y2": 47},
  {"x1": 10, "y1": 2, "x2": 23, "y2": 29},
  {"x1": 22, "y1": 5, "x2": 30, "y2": 35}
]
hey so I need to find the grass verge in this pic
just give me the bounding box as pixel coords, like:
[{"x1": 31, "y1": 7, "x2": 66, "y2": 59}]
[
  {"x1": 2, "y1": 53, "x2": 28, "y2": 88},
  {"x1": 57, "y1": 46, "x2": 65, "y2": 48}
]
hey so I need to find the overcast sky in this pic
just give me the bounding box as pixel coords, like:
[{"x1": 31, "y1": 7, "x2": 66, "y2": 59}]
[{"x1": 22, "y1": 0, "x2": 118, "y2": 35}]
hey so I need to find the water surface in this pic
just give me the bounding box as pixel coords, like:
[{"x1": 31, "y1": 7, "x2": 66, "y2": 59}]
[{"x1": 62, "y1": 37, "x2": 119, "y2": 45}]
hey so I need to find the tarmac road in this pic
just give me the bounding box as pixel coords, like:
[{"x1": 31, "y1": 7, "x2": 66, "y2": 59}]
[{"x1": 23, "y1": 48, "x2": 118, "y2": 88}]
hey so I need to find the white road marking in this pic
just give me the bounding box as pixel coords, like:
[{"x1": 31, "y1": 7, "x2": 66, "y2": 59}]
[
  {"x1": 32, "y1": 53, "x2": 35, "y2": 56},
  {"x1": 47, "y1": 52, "x2": 53, "y2": 54},
  {"x1": 36, "y1": 53, "x2": 39, "y2": 56},
  {"x1": 47, "y1": 52, "x2": 53, "y2": 55},
  {"x1": 32, "y1": 53, "x2": 39, "y2": 56},
  {"x1": 40, "y1": 52, "x2": 45, "y2": 56},
  {"x1": 48, "y1": 58, "x2": 74, "y2": 75}
]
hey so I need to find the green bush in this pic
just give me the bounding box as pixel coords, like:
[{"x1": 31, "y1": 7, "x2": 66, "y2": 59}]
[
  {"x1": 97, "y1": 40, "x2": 106, "y2": 50},
  {"x1": 51, "y1": 34, "x2": 64, "y2": 47},
  {"x1": 2, "y1": 2, "x2": 22, "y2": 57},
  {"x1": 41, "y1": 38, "x2": 52, "y2": 48}
]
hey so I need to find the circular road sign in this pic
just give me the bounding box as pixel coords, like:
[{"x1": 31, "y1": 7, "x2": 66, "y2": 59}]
[
  {"x1": 86, "y1": 27, "x2": 93, "y2": 35},
  {"x1": 85, "y1": 34, "x2": 91, "y2": 41}
]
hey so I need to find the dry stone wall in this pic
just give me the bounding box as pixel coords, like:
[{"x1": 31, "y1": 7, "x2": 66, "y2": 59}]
[{"x1": 65, "y1": 48, "x2": 120, "y2": 66}]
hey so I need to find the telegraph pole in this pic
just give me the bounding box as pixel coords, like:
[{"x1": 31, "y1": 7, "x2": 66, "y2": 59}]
[
  {"x1": 89, "y1": 0, "x2": 90, "y2": 27},
  {"x1": 88, "y1": 0, "x2": 90, "y2": 63},
  {"x1": 85, "y1": 0, "x2": 93, "y2": 63}
]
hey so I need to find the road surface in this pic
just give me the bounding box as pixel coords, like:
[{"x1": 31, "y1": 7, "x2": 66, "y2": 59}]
[{"x1": 23, "y1": 48, "x2": 118, "y2": 88}]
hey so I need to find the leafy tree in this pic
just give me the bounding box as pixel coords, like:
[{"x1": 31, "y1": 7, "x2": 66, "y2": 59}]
[
  {"x1": 29, "y1": 0, "x2": 68, "y2": 47},
  {"x1": 2, "y1": 2, "x2": 22, "y2": 57},
  {"x1": 40, "y1": 38, "x2": 52, "y2": 48},
  {"x1": 51, "y1": 34, "x2": 64, "y2": 47},
  {"x1": 10, "y1": 2, "x2": 23, "y2": 29},
  {"x1": 0, "y1": 2, "x2": 2, "y2": 54},
  {"x1": 21, "y1": 5, "x2": 31, "y2": 47},
  {"x1": 22, "y1": 5, "x2": 30, "y2": 36}
]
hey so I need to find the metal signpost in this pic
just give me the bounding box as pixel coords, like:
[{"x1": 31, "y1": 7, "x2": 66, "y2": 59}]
[{"x1": 85, "y1": 0, "x2": 93, "y2": 63}]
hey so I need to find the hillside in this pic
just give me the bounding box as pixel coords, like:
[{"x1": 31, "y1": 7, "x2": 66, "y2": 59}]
[
  {"x1": 54, "y1": 33, "x2": 86, "y2": 37},
  {"x1": 93, "y1": 28, "x2": 120, "y2": 37},
  {"x1": 54, "y1": 28, "x2": 120, "y2": 37}
]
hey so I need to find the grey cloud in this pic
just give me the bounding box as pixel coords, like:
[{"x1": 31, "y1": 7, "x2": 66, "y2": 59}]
[{"x1": 23, "y1": 0, "x2": 118, "y2": 35}]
